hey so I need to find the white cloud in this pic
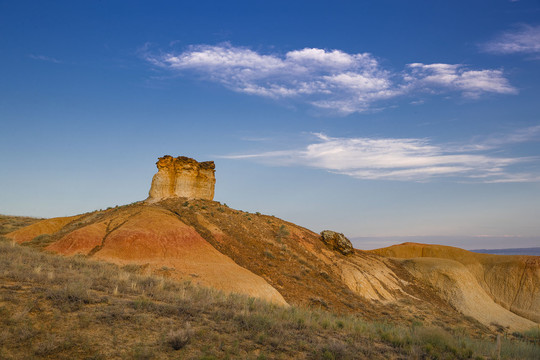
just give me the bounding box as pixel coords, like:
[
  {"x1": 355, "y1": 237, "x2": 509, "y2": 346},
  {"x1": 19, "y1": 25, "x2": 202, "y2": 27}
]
[
  {"x1": 223, "y1": 130, "x2": 540, "y2": 183},
  {"x1": 285, "y1": 48, "x2": 360, "y2": 69},
  {"x1": 481, "y1": 24, "x2": 540, "y2": 55},
  {"x1": 406, "y1": 63, "x2": 517, "y2": 97},
  {"x1": 144, "y1": 43, "x2": 516, "y2": 114}
]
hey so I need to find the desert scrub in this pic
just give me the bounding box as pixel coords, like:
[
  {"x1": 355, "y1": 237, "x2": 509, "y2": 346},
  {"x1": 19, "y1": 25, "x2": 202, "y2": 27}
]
[
  {"x1": 514, "y1": 326, "x2": 540, "y2": 344},
  {"x1": 0, "y1": 238, "x2": 539, "y2": 359},
  {"x1": 46, "y1": 281, "x2": 98, "y2": 311}
]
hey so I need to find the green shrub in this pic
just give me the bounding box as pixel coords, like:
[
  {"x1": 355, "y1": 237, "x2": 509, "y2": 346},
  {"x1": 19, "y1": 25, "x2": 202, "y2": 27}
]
[{"x1": 276, "y1": 224, "x2": 289, "y2": 242}]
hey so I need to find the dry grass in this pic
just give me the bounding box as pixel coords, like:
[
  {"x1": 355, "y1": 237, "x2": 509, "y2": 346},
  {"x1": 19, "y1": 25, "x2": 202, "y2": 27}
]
[{"x1": 0, "y1": 237, "x2": 538, "y2": 359}]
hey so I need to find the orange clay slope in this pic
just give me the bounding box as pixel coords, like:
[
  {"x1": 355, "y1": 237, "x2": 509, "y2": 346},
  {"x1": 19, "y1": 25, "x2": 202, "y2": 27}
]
[
  {"x1": 5, "y1": 214, "x2": 83, "y2": 243},
  {"x1": 46, "y1": 206, "x2": 287, "y2": 305},
  {"x1": 371, "y1": 243, "x2": 539, "y2": 330}
]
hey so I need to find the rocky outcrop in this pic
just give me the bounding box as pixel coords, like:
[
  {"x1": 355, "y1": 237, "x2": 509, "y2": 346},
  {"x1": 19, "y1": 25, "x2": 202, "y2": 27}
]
[
  {"x1": 320, "y1": 230, "x2": 354, "y2": 255},
  {"x1": 147, "y1": 155, "x2": 216, "y2": 202}
]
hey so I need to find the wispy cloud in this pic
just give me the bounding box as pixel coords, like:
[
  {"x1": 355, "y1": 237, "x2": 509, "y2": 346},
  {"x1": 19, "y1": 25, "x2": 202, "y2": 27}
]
[
  {"x1": 223, "y1": 127, "x2": 540, "y2": 183},
  {"x1": 29, "y1": 54, "x2": 62, "y2": 64},
  {"x1": 144, "y1": 43, "x2": 516, "y2": 114},
  {"x1": 406, "y1": 63, "x2": 517, "y2": 98},
  {"x1": 480, "y1": 124, "x2": 540, "y2": 147},
  {"x1": 481, "y1": 24, "x2": 540, "y2": 56}
]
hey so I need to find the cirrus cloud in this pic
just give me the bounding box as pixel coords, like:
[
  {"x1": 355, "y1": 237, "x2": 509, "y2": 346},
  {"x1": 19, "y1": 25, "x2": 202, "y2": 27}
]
[
  {"x1": 144, "y1": 43, "x2": 516, "y2": 114},
  {"x1": 222, "y1": 128, "x2": 540, "y2": 183},
  {"x1": 481, "y1": 24, "x2": 540, "y2": 56}
]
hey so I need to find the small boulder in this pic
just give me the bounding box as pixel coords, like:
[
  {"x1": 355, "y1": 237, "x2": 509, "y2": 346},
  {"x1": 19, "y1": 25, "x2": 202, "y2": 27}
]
[{"x1": 320, "y1": 230, "x2": 354, "y2": 255}]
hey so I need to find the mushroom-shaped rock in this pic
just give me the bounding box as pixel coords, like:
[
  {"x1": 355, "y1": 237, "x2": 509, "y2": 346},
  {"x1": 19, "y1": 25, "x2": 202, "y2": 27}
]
[{"x1": 320, "y1": 230, "x2": 354, "y2": 255}]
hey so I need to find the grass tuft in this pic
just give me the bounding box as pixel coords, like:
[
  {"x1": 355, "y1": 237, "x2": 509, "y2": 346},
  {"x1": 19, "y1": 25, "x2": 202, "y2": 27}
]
[{"x1": 166, "y1": 323, "x2": 192, "y2": 350}]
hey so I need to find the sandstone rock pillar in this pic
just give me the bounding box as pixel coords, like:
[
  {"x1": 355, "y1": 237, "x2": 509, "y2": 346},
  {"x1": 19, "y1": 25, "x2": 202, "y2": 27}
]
[{"x1": 147, "y1": 155, "x2": 216, "y2": 202}]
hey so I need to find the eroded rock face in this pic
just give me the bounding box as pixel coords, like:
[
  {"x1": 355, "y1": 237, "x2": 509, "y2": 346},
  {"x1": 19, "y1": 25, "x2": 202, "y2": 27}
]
[
  {"x1": 371, "y1": 243, "x2": 540, "y2": 326},
  {"x1": 147, "y1": 155, "x2": 216, "y2": 202},
  {"x1": 320, "y1": 230, "x2": 354, "y2": 255}
]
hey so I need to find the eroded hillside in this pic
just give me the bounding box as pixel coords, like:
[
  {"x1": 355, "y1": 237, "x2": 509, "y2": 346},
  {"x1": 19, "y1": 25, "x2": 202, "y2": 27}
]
[
  {"x1": 371, "y1": 243, "x2": 539, "y2": 330},
  {"x1": 6, "y1": 199, "x2": 538, "y2": 336}
]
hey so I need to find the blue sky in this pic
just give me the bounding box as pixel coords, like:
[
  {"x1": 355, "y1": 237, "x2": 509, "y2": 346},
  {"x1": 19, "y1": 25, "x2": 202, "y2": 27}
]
[{"x1": 1, "y1": 1, "x2": 539, "y2": 249}]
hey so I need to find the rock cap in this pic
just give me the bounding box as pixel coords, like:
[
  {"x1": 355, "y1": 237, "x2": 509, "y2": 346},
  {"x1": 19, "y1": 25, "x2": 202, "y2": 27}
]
[{"x1": 147, "y1": 155, "x2": 216, "y2": 202}]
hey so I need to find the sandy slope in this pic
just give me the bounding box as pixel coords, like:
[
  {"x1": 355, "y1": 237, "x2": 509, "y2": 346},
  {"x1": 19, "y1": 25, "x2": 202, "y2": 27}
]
[{"x1": 371, "y1": 243, "x2": 539, "y2": 330}]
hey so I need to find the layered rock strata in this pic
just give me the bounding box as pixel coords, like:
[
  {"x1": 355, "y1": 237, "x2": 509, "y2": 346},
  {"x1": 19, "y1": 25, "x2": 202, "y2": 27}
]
[{"x1": 147, "y1": 155, "x2": 216, "y2": 202}]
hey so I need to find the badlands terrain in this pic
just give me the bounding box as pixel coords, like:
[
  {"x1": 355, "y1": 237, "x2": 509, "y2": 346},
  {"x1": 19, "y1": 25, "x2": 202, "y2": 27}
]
[{"x1": 1, "y1": 156, "x2": 538, "y2": 359}]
